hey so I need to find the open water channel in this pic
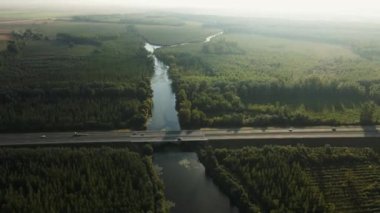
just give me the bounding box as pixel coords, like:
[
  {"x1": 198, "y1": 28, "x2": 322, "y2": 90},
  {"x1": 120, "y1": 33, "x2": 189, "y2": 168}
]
[{"x1": 144, "y1": 33, "x2": 238, "y2": 213}]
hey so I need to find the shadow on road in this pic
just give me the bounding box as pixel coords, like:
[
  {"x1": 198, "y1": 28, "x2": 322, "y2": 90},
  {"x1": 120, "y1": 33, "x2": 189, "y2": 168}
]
[
  {"x1": 361, "y1": 125, "x2": 379, "y2": 137},
  {"x1": 162, "y1": 130, "x2": 182, "y2": 143}
]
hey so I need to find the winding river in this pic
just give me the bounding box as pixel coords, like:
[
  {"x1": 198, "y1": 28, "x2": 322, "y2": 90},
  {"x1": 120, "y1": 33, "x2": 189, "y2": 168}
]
[{"x1": 145, "y1": 32, "x2": 237, "y2": 213}]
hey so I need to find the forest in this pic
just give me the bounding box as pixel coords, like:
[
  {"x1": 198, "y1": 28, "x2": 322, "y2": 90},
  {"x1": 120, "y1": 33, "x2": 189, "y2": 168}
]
[
  {"x1": 0, "y1": 14, "x2": 225, "y2": 132},
  {"x1": 198, "y1": 145, "x2": 380, "y2": 213},
  {"x1": 1, "y1": 13, "x2": 380, "y2": 131},
  {"x1": 0, "y1": 146, "x2": 168, "y2": 212},
  {"x1": 0, "y1": 22, "x2": 154, "y2": 132},
  {"x1": 157, "y1": 18, "x2": 380, "y2": 128}
]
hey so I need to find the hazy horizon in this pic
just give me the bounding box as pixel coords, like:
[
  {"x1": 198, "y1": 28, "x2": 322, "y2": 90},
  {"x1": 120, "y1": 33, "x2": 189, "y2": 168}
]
[{"x1": 1, "y1": 0, "x2": 380, "y2": 22}]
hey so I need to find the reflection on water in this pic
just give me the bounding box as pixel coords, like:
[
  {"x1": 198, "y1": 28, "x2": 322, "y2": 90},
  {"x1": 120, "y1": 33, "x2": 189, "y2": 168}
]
[
  {"x1": 146, "y1": 32, "x2": 236, "y2": 212},
  {"x1": 154, "y1": 152, "x2": 239, "y2": 213},
  {"x1": 145, "y1": 43, "x2": 181, "y2": 131}
]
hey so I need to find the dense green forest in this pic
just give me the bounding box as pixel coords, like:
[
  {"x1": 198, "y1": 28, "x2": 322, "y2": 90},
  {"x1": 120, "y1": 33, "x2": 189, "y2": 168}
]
[
  {"x1": 157, "y1": 18, "x2": 380, "y2": 128},
  {"x1": 199, "y1": 145, "x2": 380, "y2": 213},
  {"x1": 0, "y1": 22, "x2": 153, "y2": 132},
  {"x1": 0, "y1": 14, "x2": 223, "y2": 132},
  {"x1": 0, "y1": 147, "x2": 168, "y2": 212},
  {"x1": 2, "y1": 13, "x2": 380, "y2": 131}
]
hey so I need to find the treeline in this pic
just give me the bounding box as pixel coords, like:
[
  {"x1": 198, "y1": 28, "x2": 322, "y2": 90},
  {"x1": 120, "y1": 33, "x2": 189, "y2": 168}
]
[
  {"x1": 2, "y1": 29, "x2": 45, "y2": 55},
  {"x1": 0, "y1": 67, "x2": 154, "y2": 132},
  {"x1": 0, "y1": 81, "x2": 151, "y2": 102},
  {"x1": 0, "y1": 89, "x2": 152, "y2": 132},
  {"x1": 236, "y1": 78, "x2": 367, "y2": 104},
  {"x1": 56, "y1": 33, "x2": 101, "y2": 47},
  {"x1": 198, "y1": 145, "x2": 380, "y2": 213},
  {"x1": 12, "y1": 29, "x2": 47, "y2": 41},
  {"x1": 172, "y1": 74, "x2": 377, "y2": 128},
  {"x1": 5, "y1": 29, "x2": 50, "y2": 55},
  {"x1": 0, "y1": 80, "x2": 153, "y2": 132},
  {"x1": 0, "y1": 147, "x2": 168, "y2": 213},
  {"x1": 202, "y1": 39, "x2": 244, "y2": 55}
]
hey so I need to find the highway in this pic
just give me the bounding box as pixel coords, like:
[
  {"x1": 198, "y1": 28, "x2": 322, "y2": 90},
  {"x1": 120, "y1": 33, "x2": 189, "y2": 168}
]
[{"x1": 0, "y1": 126, "x2": 379, "y2": 146}]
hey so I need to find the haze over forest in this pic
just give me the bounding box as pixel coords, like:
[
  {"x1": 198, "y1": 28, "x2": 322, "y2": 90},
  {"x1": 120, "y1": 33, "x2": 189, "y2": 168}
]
[
  {"x1": 1, "y1": 0, "x2": 380, "y2": 21},
  {"x1": 0, "y1": 0, "x2": 380, "y2": 211}
]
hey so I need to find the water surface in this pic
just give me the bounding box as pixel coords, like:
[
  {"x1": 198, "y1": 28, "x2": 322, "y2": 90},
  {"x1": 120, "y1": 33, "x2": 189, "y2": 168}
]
[
  {"x1": 146, "y1": 32, "x2": 237, "y2": 213},
  {"x1": 145, "y1": 43, "x2": 180, "y2": 131},
  {"x1": 154, "y1": 152, "x2": 239, "y2": 213}
]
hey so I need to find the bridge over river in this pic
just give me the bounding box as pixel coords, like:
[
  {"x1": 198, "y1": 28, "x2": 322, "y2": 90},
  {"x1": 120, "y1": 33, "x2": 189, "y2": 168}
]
[{"x1": 0, "y1": 126, "x2": 379, "y2": 146}]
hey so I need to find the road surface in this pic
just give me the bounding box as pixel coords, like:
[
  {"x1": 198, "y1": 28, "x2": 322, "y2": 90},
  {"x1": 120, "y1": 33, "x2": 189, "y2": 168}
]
[{"x1": 0, "y1": 126, "x2": 379, "y2": 146}]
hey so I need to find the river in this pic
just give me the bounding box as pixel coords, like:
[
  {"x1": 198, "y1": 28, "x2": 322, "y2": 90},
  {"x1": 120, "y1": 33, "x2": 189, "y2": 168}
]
[
  {"x1": 144, "y1": 32, "x2": 237, "y2": 213},
  {"x1": 145, "y1": 31, "x2": 223, "y2": 130},
  {"x1": 154, "y1": 151, "x2": 238, "y2": 213},
  {"x1": 144, "y1": 43, "x2": 181, "y2": 131}
]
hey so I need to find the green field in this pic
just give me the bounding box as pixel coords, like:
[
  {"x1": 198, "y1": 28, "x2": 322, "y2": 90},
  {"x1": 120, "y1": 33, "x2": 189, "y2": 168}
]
[
  {"x1": 156, "y1": 17, "x2": 380, "y2": 128},
  {"x1": 0, "y1": 147, "x2": 168, "y2": 212},
  {"x1": 199, "y1": 145, "x2": 380, "y2": 213}
]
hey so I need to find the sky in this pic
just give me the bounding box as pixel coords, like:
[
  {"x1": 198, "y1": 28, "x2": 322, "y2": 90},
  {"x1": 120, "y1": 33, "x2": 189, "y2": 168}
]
[{"x1": 2, "y1": 0, "x2": 380, "y2": 21}]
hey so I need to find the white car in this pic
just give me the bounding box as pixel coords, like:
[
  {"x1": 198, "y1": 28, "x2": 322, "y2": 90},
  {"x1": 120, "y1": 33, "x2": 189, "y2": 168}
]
[{"x1": 73, "y1": 132, "x2": 89, "y2": 137}]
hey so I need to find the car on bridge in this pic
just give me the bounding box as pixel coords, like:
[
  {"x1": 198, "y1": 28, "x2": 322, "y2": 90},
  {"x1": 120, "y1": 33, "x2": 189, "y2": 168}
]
[{"x1": 73, "y1": 132, "x2": 89, "y2": 137}]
